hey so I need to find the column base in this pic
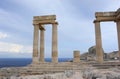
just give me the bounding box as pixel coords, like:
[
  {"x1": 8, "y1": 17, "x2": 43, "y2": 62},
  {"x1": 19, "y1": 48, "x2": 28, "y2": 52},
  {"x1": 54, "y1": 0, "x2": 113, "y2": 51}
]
[
  {"x1": 39, "y1": 61, "x2": 45, "y2": 64},
  {"x1": 32, "y1": 57, "x2": 39, "y2": 64},
  {"x1": 73, "y1": 58, "x2": 80, "y2": 63},
  {"x1": 40, "y1": 58, "x2": 45, "y2": 63},
  {"x1": 97, "y1": 57, "x2": 103, "y2": 64},
  {"x1": 52, "y1": 57, "x2": 58, "y2": 63}
]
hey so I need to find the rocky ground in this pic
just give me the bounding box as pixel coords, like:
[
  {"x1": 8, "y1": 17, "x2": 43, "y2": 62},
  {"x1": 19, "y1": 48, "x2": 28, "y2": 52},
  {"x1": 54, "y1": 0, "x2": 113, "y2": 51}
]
[
  {"x1": 1, "y1": 45, "x2": 120, "y2": 79},
  {"x1": 0, "y1": 66, "x2": 120, "y2": 79},
  {"x1": 81, "y1": 46, "x2": 119, "y2": 61}
]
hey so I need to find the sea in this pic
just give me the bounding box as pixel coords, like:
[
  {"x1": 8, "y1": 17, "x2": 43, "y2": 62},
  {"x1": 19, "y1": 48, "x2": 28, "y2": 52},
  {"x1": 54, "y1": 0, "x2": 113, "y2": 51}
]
[{"x1": 0, "y1": 58, "x2": 72, "y2": 68}]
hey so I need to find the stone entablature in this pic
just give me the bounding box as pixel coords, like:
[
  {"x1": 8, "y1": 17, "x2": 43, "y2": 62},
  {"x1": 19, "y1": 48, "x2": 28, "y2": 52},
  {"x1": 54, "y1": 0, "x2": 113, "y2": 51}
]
[
  {"x1": 33, "y1": 15, "x2": 57, "y2": 24},
  {"x1": 95, "y1": 12, "x2": 116, "y2": 22},
  {"x1": 94, "y1": 8, "x2": 120, "y2": 22},
  {"x1": 33, "y1": 15, "x2": 56, "y2": 20}
]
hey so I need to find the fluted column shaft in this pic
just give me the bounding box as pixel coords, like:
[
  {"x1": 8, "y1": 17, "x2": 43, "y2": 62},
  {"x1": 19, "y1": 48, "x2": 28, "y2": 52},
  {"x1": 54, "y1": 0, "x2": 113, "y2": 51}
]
[
  {"x1": 52, "y1": 23, "x2": 58, "y2": 63},
  {"x1": 95, "y1": 21, "x2": 103, "y2": 63},
  {"x1": 32, "y1": 24, "x2": 39, "y2": 64},
  {"x1": 40, "y1": 29, "x2": 45, "y2": 63},
  {"x1": 117, "y1": 21, "x2": 120, "y2": 60}
]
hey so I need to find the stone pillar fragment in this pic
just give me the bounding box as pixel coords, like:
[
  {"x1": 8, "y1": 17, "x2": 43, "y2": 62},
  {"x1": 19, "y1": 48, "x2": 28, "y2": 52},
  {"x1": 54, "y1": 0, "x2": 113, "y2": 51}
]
[
  {"x1": 52, "y1": 23, "x2": 58, "y2": 63},
  {"x1": 94, "y1": 21, "x2": 103, "y2": 63},
  {"x1": 116, "y1": 21, "x2": 120, "y2": 60},
  {"x1": 32, "y1": 24, "x2": 39, "y2": 64},
  {"x1": 40, "y1": 29, "x2": 45, "y2": 63},
  {"x1": 73, "y1": 51, "x2": 80, "y2": 62}
]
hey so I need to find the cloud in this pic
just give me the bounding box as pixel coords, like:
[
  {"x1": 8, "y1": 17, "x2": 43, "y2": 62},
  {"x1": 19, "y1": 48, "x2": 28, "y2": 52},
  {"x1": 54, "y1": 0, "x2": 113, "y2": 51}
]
[
  {"x1": 0, "y1": 32, "x2": 9, "y2": 39},
  {"x1": 0, "y1": 8, "x2": 33, "y2": 45},
  {"x1": 0, "y1": 42, "x2": 32, "y2": 53},
  {"x1": 10, "y1": 0, "x2": 120, "y2": 53},
  {"x1": 0, "y1": 0, "x2": 120, "y2": 58},
  {"x1": 0, "y1": 7, "x2": 32, "y2": 34},
  {"x1": 21, "y1": 46, "x2": 32, "y2": 53}
]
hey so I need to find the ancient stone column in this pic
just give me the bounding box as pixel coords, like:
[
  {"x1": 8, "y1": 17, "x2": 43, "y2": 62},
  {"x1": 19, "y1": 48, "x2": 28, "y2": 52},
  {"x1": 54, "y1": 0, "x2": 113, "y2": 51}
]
[
  {"x1": 52, "y1": 23, "x2": 58, "y2": 63},
  {"x1": 94, "y1": 21, "x2": 103, "y2": 63},
  {"x1": 73, "y1": 51, "x2": 80, "y2": 62},
  {"x1": 40, "y1": 29, "x2": 45, "y2": 63},
  {"x1": 32, "y1": 24, "x2": 39, "y2": 64},
  {"x1": 116, "y1": 20, "x2": 120, "y2": 60}
]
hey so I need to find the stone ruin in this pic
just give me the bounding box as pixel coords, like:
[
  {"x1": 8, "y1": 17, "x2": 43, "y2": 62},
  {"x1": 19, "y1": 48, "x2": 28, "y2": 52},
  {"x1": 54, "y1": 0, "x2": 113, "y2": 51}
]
[
  {"x1": 94, "y1": 8, "x2": 120, "y2": 63},
  {"x1": 32, "y1": 15, "x2": 59, "y2": 63},
  {"x1": 0, "y1": 8, "x2": 120, "y2": 78},
  {"x1": 32, "y1": 8, "x2": 120, "y2": 64},
  {"x1": 32, "y1": 15, "x2": 81, "y2": 64}
]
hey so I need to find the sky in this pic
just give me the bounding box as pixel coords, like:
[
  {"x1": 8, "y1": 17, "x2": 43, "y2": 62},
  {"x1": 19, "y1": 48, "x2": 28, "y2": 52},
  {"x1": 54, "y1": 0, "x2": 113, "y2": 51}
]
[{"x1": 0, "y1": 0, "x2": 120, "y2": 58}]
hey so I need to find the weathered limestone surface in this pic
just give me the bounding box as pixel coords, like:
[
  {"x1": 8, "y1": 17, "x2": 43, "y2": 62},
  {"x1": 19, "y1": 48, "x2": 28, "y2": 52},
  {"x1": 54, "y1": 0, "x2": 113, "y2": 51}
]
[
  {"x1": 94, "y1": 8, "x2": 120, "y2": 63},
  {"x1": 0, "y1": 62, "x2": 85, "y2": 78},
  {"x1": 33, "y1": 15, "x2": 57, "y2": 24},
  {"x1": 95, "y1": 12, "x2": 116, "y2": 17},
  {"x1": 40, "y1": 29, "x2": 45, "y2": 63},
  {"x1": 73, "y1": 51, "x2": 80, "y2": 62},
  {"x1": 95, "y1": 12, "x2": 116, "y2": 21},
  {"x1": 33, "y1": 15, "x2": 56, "y2": 21},
  {"x1": 116, "y1": 21, "x2": 120, "y2": 60},
  {"x1": 82, "y1": 68, "x2": 120, "y2": 79},
  {"x1": 52, "y1": 23, "x2": 58, "y2": 63},
  {"x1": 1, "y1": 66, "x2": 120, "y2": 79},
  {"x1": 32, "y1": 24, "x2": 39, "y2": 64},
  {"x1": 33, "y1": 20, "x2": 56, "y2": 24},
  {"x1": 32, "y1": 15, "x2": 58, "y2": 63},
  {"x1": 95, "y1": 9, "x2": 120, "y2": 22},
  {"x1": 94, "y1": 22, "x2": 103, "y2": 63}
]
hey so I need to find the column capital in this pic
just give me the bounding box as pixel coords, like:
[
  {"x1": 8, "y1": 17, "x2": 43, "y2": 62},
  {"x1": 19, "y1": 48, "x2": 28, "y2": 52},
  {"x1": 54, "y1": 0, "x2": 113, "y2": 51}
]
[
  {"x1": 52, "y1": 22, "x2": 58, "y2": 25},
  {"x1": 33, "y1": 24, "x2": 39, "y2": 27},
  {"x1": 93, "y1": 20, "x2": 100, "y2": 23},
  {"x1": 115, "y1": 19, "x2": 120, "y2": 22}
]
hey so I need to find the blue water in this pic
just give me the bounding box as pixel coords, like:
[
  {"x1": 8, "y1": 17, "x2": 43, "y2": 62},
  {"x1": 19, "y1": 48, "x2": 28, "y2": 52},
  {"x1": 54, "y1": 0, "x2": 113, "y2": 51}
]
[{"x1": 0, "y1": 58, "x2": 72, "y2": 68}]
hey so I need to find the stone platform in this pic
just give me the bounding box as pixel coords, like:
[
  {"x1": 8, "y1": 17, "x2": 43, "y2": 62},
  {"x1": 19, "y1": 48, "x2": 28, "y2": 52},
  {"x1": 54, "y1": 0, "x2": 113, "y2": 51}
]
[
  {"x1": 0, "y1": 62, "x2": 88, "y2": 77},
  {"x1": 19, "y1": 62, "x2": 86, "y2": 75},
  {"x1": 1, "y1": 61, "x2": 120, "y2": 77}
]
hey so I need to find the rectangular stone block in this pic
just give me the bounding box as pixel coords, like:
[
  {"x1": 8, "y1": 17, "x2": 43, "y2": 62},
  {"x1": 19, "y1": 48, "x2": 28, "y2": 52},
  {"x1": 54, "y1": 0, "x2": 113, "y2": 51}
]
[
  {"x1": 96, "y1": 16, "x2": 116, "y2": 21},
  {"x1": 33, "y1": 20, "x2": 56, "y2": 24},
  {"x1": 95, "y1": 12, "x2": 116, "y2": 17},
  {"x1": 73, "y1": 51, "x2": 80, "y2": 62},
  {"x1": 33, "y1": 15, "x2": 56, "y2": 21}
]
